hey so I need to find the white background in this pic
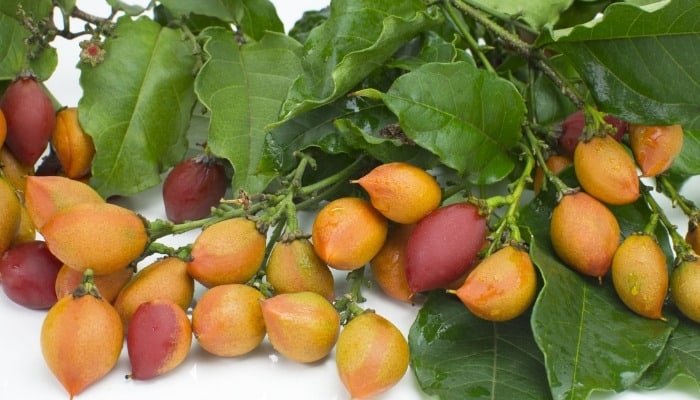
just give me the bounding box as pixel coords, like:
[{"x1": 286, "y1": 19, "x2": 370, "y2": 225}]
[{"x1": 0, "y1": 0, "x2": 698, "y2": 399}]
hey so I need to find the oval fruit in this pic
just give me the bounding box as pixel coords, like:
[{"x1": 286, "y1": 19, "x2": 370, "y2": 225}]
[
  {"x1": 113, "y1": 256, "x2": 194, "y2": 331},
  {"x1": 0, "y1": 145, "x2": 34, "y2": 193},
  {"x1": 629, "y1": 124, "x2": 683, "y2": 177},
  {"x1": 0, "y1": 177, "x2": 21, "y2": 254},
  {"x1": 51, "y1": 107, "x2": 95, "y2": 179},
  {"x1": 335, "y1": 312, "x2": 409, "y2": 399},
  {"x1": 162, "y1": 155, "x2": 228, "y2": 223},
  {"x1": 574, "y1": 134, "x2": 639, "y2": 205},
  {"x1": 558, "y1": 110, "x2": 627, "y2": 157},
  {"x1": 611, "y1": 233, "x2": 668, "y2": 319},
  {"x1": 671, "y1": 258, "x2": 700, "y2": 323},
  {"x1": 127, "y1": 299, "x2": 192, "y2": 380},
  {"x1": 187, "y1": 217, "x2": 266, "y2": 287},
  {"x1": 369, "y1": 223, "x2": 414, "y2": 303},
  {"x1": 454, "y1": 245, "x2": 537, "y2": 321},
  {"x1": 261, "y1": 291, "x2": 340, "y2": 363},
  {"x1": 40, "y1": 287, "x2": 123, "y2": 398},
  {"x1": 312, "y1": 197, "x2": 388, "y2": 270},
  {"x1": 24, "y1": 175, "x2": 104, "y2": 230},
  {"x1": 55, "y1": 264, "x2": 133, "y2": 303},
  {"x1": 354, "y1": 162, "x2": 441, "y2": 224},
  {"x1": 405, "y1": 202, "x2": 487, "y2": 293},
  {"x1": 0, "y1": 75, "x2": 56, "y2": 166},
  {"x1": 550, "y1": 191, "x2": 620, "y2": 278},
  {"x1": 191, "y1": 284, "x2": 266, "y2": 357},
  {"x1": 41, "y1": 202, "x2": 148, "y2": 275},
  {"x1": 265, "y1": 237, "x2": 335, "y2": 301},
  {"x1": 0, "y1": 240, "x2": 63, "y2": 309}
]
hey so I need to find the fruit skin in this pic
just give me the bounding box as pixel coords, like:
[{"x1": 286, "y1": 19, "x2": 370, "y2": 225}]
[
  {"x1": 611, "y1": 233, "x2": 668, "y2": 319},
  {"x1": 51, "y1": 107, "x2": 95, "y2": 179},
  {"x1": 40, "y1": 202, "x2": 148, "y2": 276},
  {"x1": 0, "y1": 109, "x2": 6, "y2": 148},
  {"x1": 0, "y1": 240, "x2": 63, "y2": 309},
  {"x1": 127, "y1": 299, "x2": 192, "y2": 380},
  {"x1": 114, "y1": 256, "x2": 194, "y2": 331},
  {"x1": 335, "y1": 312, "x2": 409, "y2": 399},
  {"x1": 0, "y1": 145, "x2": 34, "y2": 193},
  {"x1": 312, "y1": 197, "x2": 388, "y2": 270},
  {"x1": 533, "y1": 155, "x2": 572, "y2": 194},
  {"x1": 454, "y1": 245, "x2": 537, "y2": 321},
  {"x1": 629, "y1": 124, "x2": 684, "y2": 177},
  {"x1": 0, "y1": 177, "x2": 21, "y2": 254},
  {"x1": 162, "y1": 155, "x2": 228, "y2": 223},
  {"x1": 11, "y1": 205, "x2": 36, "y2": 245},
  {"x1": 369, "y1": 223, "x2": 414, "y2": 303},
  {"x1": 686, "y1": 220, "x2": 700, "y2": 255},
  {"x1": 573, "y1": 134, "x2": 640, "y2": 205},
  {"x1": 24, "y1": 175, "x2": 104, "y2": 230},
  {"x1": 671, "y1": 258, "x2": 700, "y2": 323},
  {"x1": 187, "y1": 217, "x2": 266, "y2": 287},
  {"x1": 191, "y1": 284, "x2": 266, "y2": 357},
  {"x1": 550, "y1": 192, "x2": 621, "y2": 278},
  {"x1": 557, "y1": 110, "x2": 627, "y2": 157},
  {"x1": 354, "y1": 162, "x2": 441, "y2": 224},
  {"x1": 261, "y1": 291, "x2": 340, "y2": 363},
  {"x1": 56, "y1": 264, "x2": 133, "y2": 303},
  {"x1": 40, "y1": 289, "x2": 123, "y2": 398},
  {"x1": 265, "y1": 237, "x2": 335, "y2": 301},
  {"x1": 0, "y1": 75, "x2": 56, "y2": 166},
  {"x1": 405, "y1": 202, "x2": 487, "y2": 293}
]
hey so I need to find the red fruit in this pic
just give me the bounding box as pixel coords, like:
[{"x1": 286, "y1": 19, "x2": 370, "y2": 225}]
[
  {"x1": 0, "y1": 240, "x2": 63, "y2": 309},
  {"x1": 405, "y1": 202, "x2": 487, "y2": 293},
  {"x1": 0, "y1": 75, "x2": 56, "y2": 166},
  {"x1": 558, "y1": 110, "x2": 627, "y2": 157},
  {"x1": 162, "y1": 155, "x2": 228, "y2": 223}
]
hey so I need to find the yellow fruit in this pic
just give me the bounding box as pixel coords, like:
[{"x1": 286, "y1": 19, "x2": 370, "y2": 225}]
[
  {"x1": 670, "y1": 258, "x2": 700, "y2": 323},
  {"x1": 0, "y1": 145, "x2": 33, "y2": 193},
  {"x1": 0, "y1": 109, "x2": 6, "y2": 148},
  {"x1": 51, "y1": 107, "x2": 95, "y2": 179},
  {"x1": 629, "y1": 124, "x2": 684, "y2": 177},
  {"x1": 11, "y1": 205, "x2": 36, "y2": 245},
  {"x1": 56, "y1": 264, "x2": 134, "y2": 303},
  {"x1": 574, "y1": 134, "x2": 639, "y2": 205},
  {"x1": 533, "y1": 154, "x2": 572, "y2": 194},
  {"x1": 354, "y1": 162, "x2": 441, "y2": 224},
  {"x1": 312, "y1": 197, "x2": 388, "y2": 270},
  {"x1": 265, "y1": 237, "x2": 335, "y2": 301},
  {"x1": 0, "y1": 177, "x2": 21, "y2": 254},
  {"x1": 369, "y1": 223, "x2": 414, "y2": 303},
  {"x1": 24, "y1": 175, "x2": 104, "y2": 230}
]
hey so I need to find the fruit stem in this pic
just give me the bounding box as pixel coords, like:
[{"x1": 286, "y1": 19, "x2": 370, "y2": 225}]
[
  {"x1": 525, "y1": 126, "x2": 571, "y2": 196},
  {"x1": 71, "y1": 268, "x2": 102, "y2": 299},
  {"x1": 641, "y1": 184, "x2": 696, "y2": 263},
  {"x1": 298, "y1": 156, "x2": 367, "y2": 197},
  {"x1": 334, "y1": 267, "x2": 371, "y2": 325},
  {"x1": 658, "y1": 175, "x2": 700, "y2": 220},
  {"x1": 441, "y1": 1, "x2": 495, "y2": 73},
  {"x1": 581, "y1": 105, "x2": 615, "y2": 141}
]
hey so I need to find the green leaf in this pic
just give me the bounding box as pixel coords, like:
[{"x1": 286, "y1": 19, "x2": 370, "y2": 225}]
[
  {"x1": 521, "y1": 189, "x2": 677, "y2": 400},
  {"x1": 539, "y1": 0, "x2": 700, "y2": 130},
  {"x1": 78, "y1": 16, "x2": 197, "y2": 197},
  {"x1": 390, "y1": 31, "x2": 475, "y2": 72},
  {"x1": 0, "y1": 14, "x2": 28, "y2": 80},
  {"x1": 0, "y1": 0, "x2": 52, "y2": 20},
  {"x1": 279, "y1": 0, "x2": 441, "y2": 121},
  {"x1": 669, "y1": 130, "x2": 700, "y2": 179},
  {"x1": 376, "y1": 61, "x2": 525, "y2": 184},
  {"x1": 475, "y1": 0, "x2": 575, "y2": 29},
  {"x1": 408, "y1": 291, "x2": 551, "y2": 399},
  {"x1": 105, "y1": 0, "x2": 145, "y2": 16},
  {"x1": 195, "y1": 27, "x2": 303, "y2": 194}
]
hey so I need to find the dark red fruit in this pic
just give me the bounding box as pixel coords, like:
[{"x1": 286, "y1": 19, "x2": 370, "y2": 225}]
[
  {"x1": 162, "y1": 155, "x2": 228, "y2": 223},
  {"x1": 0, "y1": 75, "x2": 56, "y2": 166},
  {"x1": 0, "y1": 240, "x2": 63, "y2": 309},
  {"x1": 558, "y1": 110, "x2": 627, "y2": 157},
  {"x1": 405, "y1": 202, "x2": 487, "y2": 293}
]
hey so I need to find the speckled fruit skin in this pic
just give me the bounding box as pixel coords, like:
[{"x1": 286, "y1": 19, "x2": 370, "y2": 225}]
[
  {"x1": 261, "y1": 291, "x2": 340, "y2": 363},
  {"x1": 354, "y1": 162, "x2": 441, "y2": 224},
  {"x1": 405, "y1": 202, "x2": 487, "y2": 293},
  {"x1": 40, "y1": 292, "x2": 123, "y2": 398},
  {"x1": 55, "y1": 264, "x2": 133, "y2": 303},
  {"x1": 335, "y1": 312, "x2": 409, "y2": 399},
  {"x1": 0, "y1": 240, "x2": 63, "y2": 309},
  {"x1": 24, "y1": 175, "x2": 104, "y2": 230},
  {"x1": 51, "y1": 107, "x2": 95, "y2": 179},
  {"x1": 311, "y1": 197, "x2": 388, "y2": 271},
  {"x1": 187, "y1": 217, "x2": 266, "y2": 287},
  {"x1": 611, "y1": 233, "x2": 668, "y2": 319},
  {"x1": 671, "y1": 259, "x2": 700, "y2": 323},
  {"x1": 191, "y1": 284, "x2": 266, "y2": 357},
  {"x1": 455, "y1": 245, "x2": 537, "y2": 321},
  {"x1": 127, "y1": 299, "x2": 192, "y2": 380},
  {"x1": 573, "y1": 134, "x2": 639, "y2": 206},
  {"x1": 550, "y1": 192, "x2": 620, "y2": 278},
  {"x1": 0, "y1": 177, "x2": 21, "y2": 254},
  {"x1": 533, "y1": 155, "x2": 572, "y2": 194},
  {"x1": 265, "y1": 238, "x2": 335, "y2": 301},
  {"x1": 629, "y1": 124, "x2": 684, "y2": 177},
  {"x1": 369, "y1": 223, "x2": 414, "y2": 303}
]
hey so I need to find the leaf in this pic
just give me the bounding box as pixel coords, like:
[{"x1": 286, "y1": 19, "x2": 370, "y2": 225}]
[
  {"x1": 195, "y1": 27, "x2": 303, "y2": 194},
  {"x1": 521, "y1": 190, "x2": 678, "y2": 400},
  {"x1": 390, "y1": 31, "x2": 475, "y2": 72},
  {"x1": 279, "y1": 0, "x2": 441, "y2": 121},
  {"x1": 539, "y1": 0, "x2": 700, "y2": 130},
  {"x1": 0, "y1": 14, "x2": 28, "y2": 80},
  {"x1": 375, "y1": 61, "x2": 526, "y2": 184},
  {"x1": 408, "y1": 291, "x2": 551, "y2": 400},
  {"x1": 78, "y1": 16, "x2": 197, "y2": 197},
  {"x1": 474, "y1": 0, "x2": 575, "y2": 29},
  {"x1": 669, "y1": 130, "x2": 700, "y2": 179},
  {"x1": 0, "y1": 2, "x2": 57, "y2": 81}
]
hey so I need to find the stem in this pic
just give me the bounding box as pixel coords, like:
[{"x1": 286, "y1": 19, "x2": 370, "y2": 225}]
[
  {"x1": 334, "y1": 267, "x2": 370, "y2": 325},
  {"x1": 525, "y1": 125, "x2": 572, "y2": 195},
  {"x1": 442, "y1": 1, "x2": 495, "y2": 73},
  {"x1": 641, "y1": 185, "x2": 695, "y2": 262},
  {"x1": 299, "y1": 156, "x2": 367, "y2": 196},
  {"x1": 658, "y1": 175, "x2": 699, "y2": 219}
]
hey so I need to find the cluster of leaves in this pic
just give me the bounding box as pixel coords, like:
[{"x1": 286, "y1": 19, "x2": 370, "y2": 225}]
[{"x1": 2, "y1": 0, "x2": 700, "y2": 399}]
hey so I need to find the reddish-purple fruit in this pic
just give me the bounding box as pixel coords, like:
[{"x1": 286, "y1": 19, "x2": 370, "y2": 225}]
[
  {"x1": 127, "y1": 299, "x2": 192, "y2": 380},
  {"x1": 0, "y1": 240, "x2": 63, "y2": 309},
  {"x1": 558, "y1": 110, "x2": 627, "y2": 157},
  {"x1": 405, "y1": 202, "x2": 487, "y2": 293},
  {"x1": 162, "y1": 155, "x2": 228, "y2": 223},
  {"x1": 0, "y1": 75, "x2": 56, "y2": 166}
]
